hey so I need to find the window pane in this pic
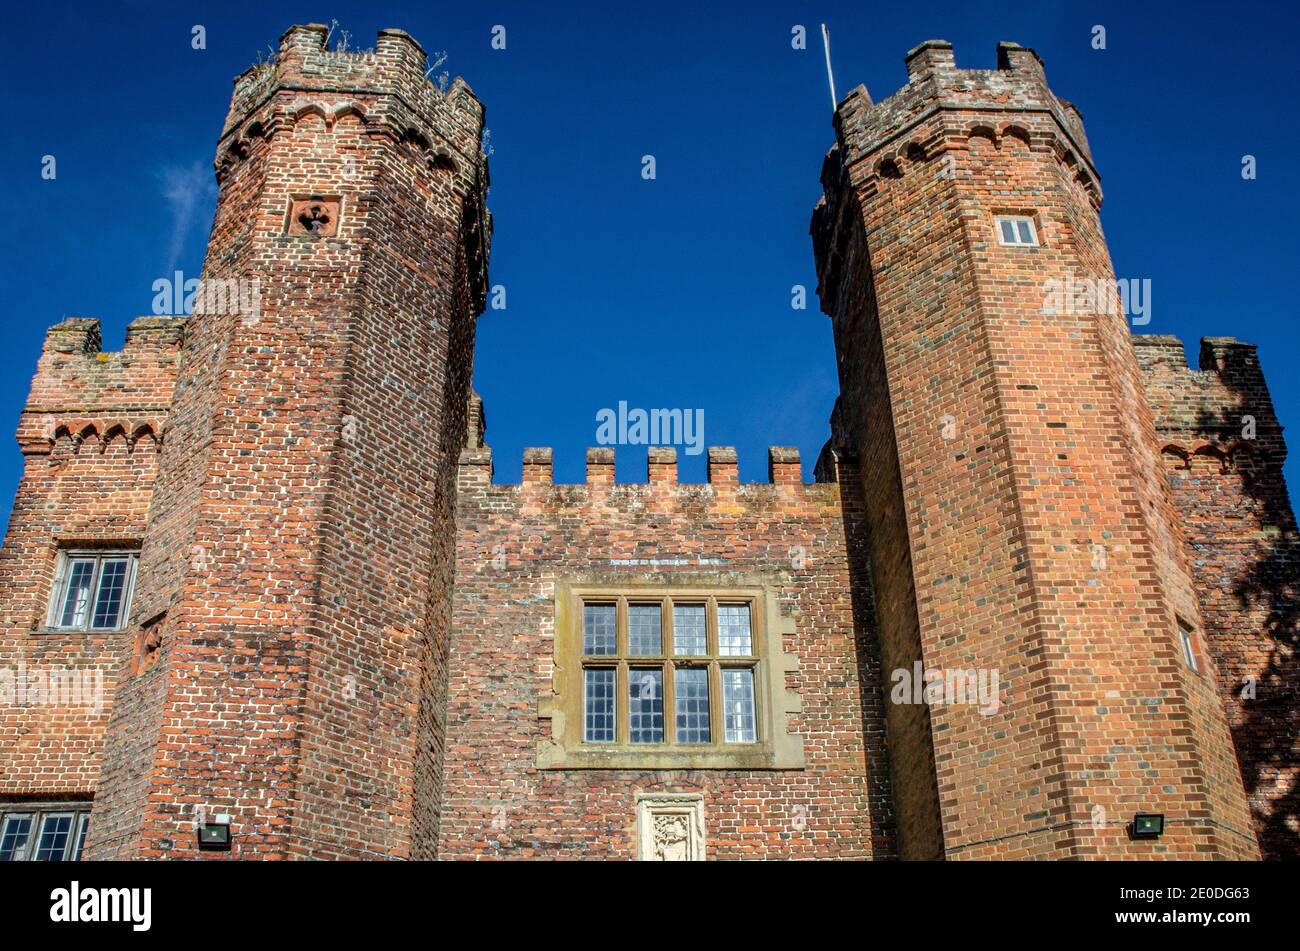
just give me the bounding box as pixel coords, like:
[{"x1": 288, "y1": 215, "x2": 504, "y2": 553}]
[
  {"x1": 999, "y1": 218, "x2": 1016, "y2": 243},
  {"x1": 0, "y1": 816, "x2": 33, "y2": 861},
  {"x1": 91, "y1": 558, "x2": 131, "y2": 629},
  {"x1": 583, "y1": 668, "x2": 615, "y2": 742},
  {"x1": 674, "y1": 668, "x2": 710, "y2": 744},
  {"x1": 723, "y1": 669, "x2": 757, "y2": 743},
  {"x1": 34, "y1": 814, "x2": 74, "y2": 861},
  {"x1": 717, "y1": 604, "x2": 752, "y2": 656},
  {"x1": 1017, "y1": 219, "x2": 1034, "y2": 244},
  {"x1": 58, "y1": 559, "x2": 96, "y2": 628},
  {"x1": 73, "y1": 814, "x2": 89, "y2": 860},
  {"x1": 628, "y1": 668, "x2": 664, "y2": 743},
  {"x1": 627, "y1": 604, "x2": 662, "y2": 655},
  {"x1": 1181, "y1": 628, "x2": 1198, "y2": 671},
  {"x1": 583, "y1": 603, "x2": 616, "y2": 655},
  {"x1": 672, "y1": 604, "x2": 707, "y2": 656}
]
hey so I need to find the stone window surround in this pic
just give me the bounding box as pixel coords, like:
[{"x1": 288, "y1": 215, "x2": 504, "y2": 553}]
[{"x1": 538, "y1": 575, "x2": 804, "y2": 770}]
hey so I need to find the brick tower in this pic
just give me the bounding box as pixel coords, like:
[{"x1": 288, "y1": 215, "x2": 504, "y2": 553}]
[
  {"x1": 812, "y1": 41, "x2": 1259, "y2": 858},
  {"x1": 85, "y1": 25, "x2": 490, "y2": 858}
]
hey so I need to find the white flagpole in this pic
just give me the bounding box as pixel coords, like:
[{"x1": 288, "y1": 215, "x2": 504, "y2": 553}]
[{"x1": 821, "y1": 24, "x2": 837, "y2": 110}]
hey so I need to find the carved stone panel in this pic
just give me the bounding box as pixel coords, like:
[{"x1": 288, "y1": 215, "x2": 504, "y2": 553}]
[
  {"x1": 286, "y1": 196, "x2": 341, "y2": 236},
  {"x1": 636, "y1": 793, "x2": 705, "y2": 861}
]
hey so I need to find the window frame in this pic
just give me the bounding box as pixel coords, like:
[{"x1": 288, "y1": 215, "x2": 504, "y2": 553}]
[
  {"x1": 575, "y1": 595, "x2": 761, "y2": 751},
  {"x1": 539, "y1": 580, "x2": 805, "y2": 771},
  {"x1": 45, "y1": 549, "x2": 139, "y2": 632},
  {"x1": 1177, "y1": 617, "x2": 1200, "y2": 673},
  {"x1": 994, "y1": 214, "x2": 1040, "y2": 247},
  {"x1": 0, "y1": 802, "x2": 91, "y2": 862}
]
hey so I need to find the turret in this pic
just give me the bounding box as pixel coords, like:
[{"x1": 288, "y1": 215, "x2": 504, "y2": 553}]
[
  {"x1": 812, "y1": 40, "x2": 1257, "y2": 859},
  {"x1": 88, "y1": 25, "x2": 490, "y2": 859}
]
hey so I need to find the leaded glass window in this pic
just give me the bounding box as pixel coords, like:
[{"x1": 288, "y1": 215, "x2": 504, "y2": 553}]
[{"x1": 577, "y1": 595, "x2": 759, "y2": 749}]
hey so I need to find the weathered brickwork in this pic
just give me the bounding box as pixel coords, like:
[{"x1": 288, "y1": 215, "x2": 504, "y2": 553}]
[
  {"x1": 0, "y1": 27, "x2": 1295, "y2": 860},
  {"x1": 1134, "y1": 336, "x2": 1299, "y2": 859}
]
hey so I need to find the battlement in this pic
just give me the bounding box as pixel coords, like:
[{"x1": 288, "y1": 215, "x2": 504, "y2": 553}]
[
  {"x1": 813, "y1": 39, "x2": 1103, "y2": 314},
  {"x1": 1133, "y1": 334, "x2": 1285, "y2": 463},
  {"x1": 18, "y1": 316, "x2": 185, "y2": 454},
  {"x1": 222, "y1": 23, "x2": 486, "y2": 174},
  {"x1": 830, "y1": 39, "x2": 1092, "y2": 174},
  {"x1": 458, "y1": 444, "x2": 855, "y2": 490}
]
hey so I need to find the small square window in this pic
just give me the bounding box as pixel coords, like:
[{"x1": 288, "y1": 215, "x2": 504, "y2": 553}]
[
  {"x1": 995, "y1": 215, "x2": 1039, "y2": 247},
  {"x1": 0, "y1": 815, "x2": 33, "y2": 862},
  {"x1": 47, "y1": 551, "x2": 139, "y2": 632}
]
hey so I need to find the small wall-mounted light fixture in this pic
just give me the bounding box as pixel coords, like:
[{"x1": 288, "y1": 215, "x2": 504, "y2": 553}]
[
  {"x1": 198, "y1": 813, "x2": 232, "y2": 851},
  {"x1": 1130, "y1": 813, "x2": 1165, "y2": 840}
]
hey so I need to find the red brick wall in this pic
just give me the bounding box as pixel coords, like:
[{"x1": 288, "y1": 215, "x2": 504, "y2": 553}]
[
  {"x1": 1134, "y1": 335, "x2": 1300, "y2": 859},
  {"x1": 439, "y1": 443, "x2": 895, "y2": 859},
  {"x1": 812, "y1": 40, "x2": 1258, "y2": 858},
  {"x1": 0, "y1": 317, "x2": 183, "y2": 797}
]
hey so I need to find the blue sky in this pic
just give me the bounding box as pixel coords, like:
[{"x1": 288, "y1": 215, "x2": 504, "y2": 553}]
[{"x1": 1, "y1": 0, "x2": 1297, "y2": 532}]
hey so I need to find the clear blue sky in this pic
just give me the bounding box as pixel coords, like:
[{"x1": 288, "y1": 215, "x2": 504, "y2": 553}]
[{"x1": 1, "y1": 0, "x2": 1297, "y2": 533}]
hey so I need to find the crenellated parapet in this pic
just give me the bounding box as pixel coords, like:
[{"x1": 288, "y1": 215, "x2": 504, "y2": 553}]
[
  {"x1": 826, "y1": 39, "x2": 1096, "y2": 196},
  {"x1": 214, "y1": 24, "x2": 491, "y2": 311},
  {"x1": 813, "y1": 40, "x2": 1102, "y2": 312},
  {"x1": 1133, "y1": 334, "x2": 1286, "y2": 472},
  {"x1": 18, "y1": 316, "x2": 185, "y2": 456},
  {"x1": 459, "y1": 444, "x2": 830, "y2": 494},
  {"x1": 222, "y1": 25, "x2": 486, "y2": 179}
]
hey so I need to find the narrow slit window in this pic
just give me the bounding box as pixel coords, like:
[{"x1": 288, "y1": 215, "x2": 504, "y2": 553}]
[
  {"x1": 674, "y1": 667, "x2": 710, "y2": 744},
  {"x1": 628, "y1": 668, "x2": 664, "y2": 743},
  {"x1": 1178, "y1": 618, "x2": 1200, "y2": 673},
  {"x1": 722, "y1": 668, "x2": 757, "y2": 743},
  {"x1": 583, "y1": 668, "x2": 616, "y2": 742}
]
